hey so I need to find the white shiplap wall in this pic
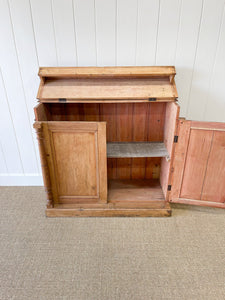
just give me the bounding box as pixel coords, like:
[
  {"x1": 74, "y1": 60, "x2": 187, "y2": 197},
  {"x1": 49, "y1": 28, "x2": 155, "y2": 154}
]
[{"x1": 0, "y1": 0, "x2": 225, "y2": 185}]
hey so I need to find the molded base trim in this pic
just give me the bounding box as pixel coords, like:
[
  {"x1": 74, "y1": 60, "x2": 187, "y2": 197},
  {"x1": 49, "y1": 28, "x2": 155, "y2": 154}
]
[{"x1": 46, "y1": 203, "x2": 172, "y2": 217}]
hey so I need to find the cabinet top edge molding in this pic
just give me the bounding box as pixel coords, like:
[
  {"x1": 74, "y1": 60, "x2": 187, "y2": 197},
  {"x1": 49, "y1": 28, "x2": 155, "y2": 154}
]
[{"x1": 38, "y1": 66, "x2": 176, "y2": 78}]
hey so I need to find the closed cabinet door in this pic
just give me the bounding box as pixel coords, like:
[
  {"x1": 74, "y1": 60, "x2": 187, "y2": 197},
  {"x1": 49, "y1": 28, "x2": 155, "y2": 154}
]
[
  {"x1": 36, "y1": 121, "x2": 107, "y2": 206},
  {"x1": 169, "y1": 120, "x2": 225, "y2": 208}
]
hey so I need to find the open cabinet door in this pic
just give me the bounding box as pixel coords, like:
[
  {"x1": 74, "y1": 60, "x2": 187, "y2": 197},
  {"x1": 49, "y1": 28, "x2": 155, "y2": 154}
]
[
  {"x1": 169, "y1": 120, "x2": 225, "y2": 208},
  {"x1": 34, "y1": 121, "x2": 107, "y2": 206}
]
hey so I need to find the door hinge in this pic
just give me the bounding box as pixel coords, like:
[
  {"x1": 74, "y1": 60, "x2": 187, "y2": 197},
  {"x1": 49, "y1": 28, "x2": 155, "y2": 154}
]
[
  {"x1": 168, "y1": 185, "x2": 172, "y2": 191},
  {"x1": 148, "y1": 97, "x2": 157, "y2": 101},
  {"x1": 174, "y1": 135, "x2": 178, "y2": 143},
  {"x1": 59, "y1": 98, "x2": 67, "y2": 103}
]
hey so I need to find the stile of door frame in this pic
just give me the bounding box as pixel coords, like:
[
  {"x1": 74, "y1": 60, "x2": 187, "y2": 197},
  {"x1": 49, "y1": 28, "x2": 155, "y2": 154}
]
[{"x1": 160, "y1": 102, "x2": 180, "y2": 201}]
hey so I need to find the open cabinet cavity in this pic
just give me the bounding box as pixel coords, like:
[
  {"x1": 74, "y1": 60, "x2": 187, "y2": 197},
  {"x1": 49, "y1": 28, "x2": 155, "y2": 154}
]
[{"x1": 34, "y1": 100, "x2": 179, "y2": 216}]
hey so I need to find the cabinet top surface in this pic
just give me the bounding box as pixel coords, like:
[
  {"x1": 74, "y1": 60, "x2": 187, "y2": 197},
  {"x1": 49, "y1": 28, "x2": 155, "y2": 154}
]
[{"x1": 37, "y1": 66, "x2": 178, "y2": 102}]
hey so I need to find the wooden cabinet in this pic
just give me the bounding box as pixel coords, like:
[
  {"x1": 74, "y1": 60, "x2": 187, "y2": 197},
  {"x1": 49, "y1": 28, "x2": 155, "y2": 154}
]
[{"x1": 34, "y1": 66, "x2": 225, "y2": 217}]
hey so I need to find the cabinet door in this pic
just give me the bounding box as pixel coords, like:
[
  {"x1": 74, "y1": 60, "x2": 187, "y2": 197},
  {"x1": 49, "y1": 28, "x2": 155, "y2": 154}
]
[
  {"x1": 169, "y1": 120, "x2": 225, "y2": 208},
  {"x1": 36, "y1": 121, "x2": 107, "y2": 205}
]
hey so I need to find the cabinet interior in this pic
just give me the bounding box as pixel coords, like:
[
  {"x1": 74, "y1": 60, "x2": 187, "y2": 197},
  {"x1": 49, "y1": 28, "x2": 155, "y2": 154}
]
[{"x1": 35, "y1": 101, "x2": 178, "y2": 204}]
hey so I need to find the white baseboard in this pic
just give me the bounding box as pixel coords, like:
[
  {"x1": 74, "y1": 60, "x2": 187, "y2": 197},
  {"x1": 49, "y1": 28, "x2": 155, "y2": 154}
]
[{"x1": 0, "y1": 174, "x2": 43, "y2": 186}]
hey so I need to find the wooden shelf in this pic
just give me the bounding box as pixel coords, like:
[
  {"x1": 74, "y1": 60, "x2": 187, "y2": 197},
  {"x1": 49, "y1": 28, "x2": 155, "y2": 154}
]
[
  {"x1": 108, "y1": 179, "x2": 165, "y2": 204},
  {"x1": 38, "y1": 77, "x2": 177, "y2": 101},
  {"x1": 107, "y1": 142, "x2": 169, "y2": 159}
]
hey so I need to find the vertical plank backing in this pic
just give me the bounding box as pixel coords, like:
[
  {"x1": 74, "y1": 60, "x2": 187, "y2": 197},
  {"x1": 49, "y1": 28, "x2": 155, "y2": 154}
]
[
  {"x1": 201, "y1": 131, "x2": 225, "y2": 203},
  {"x1": 50, "y1": 104, "x2": 67, "y2": 121},
  {"x1": 180, "y1": 129, "x2": 213, "y2": 199},
  {"x1": 131, "y1": 103, "x2": 148, "y2": 179},
  {"x1": 65, "y1": 104, "x2": 80, "y2": 121},
  {"x1": 146, "y1": 103, "x2": 166, "y2": 179},
  {"x1": 160, "y1": 102, "x2": 179, "y2": 200},
  {"x1": 83, "y1": 104, "x2": 100, "y2": 121},
  {"x1": 100, "y1": 103, "x2": 117, "y2": 179},
  {"x1": 116, "y1": 103, "x2": 133, "y2": 179}
]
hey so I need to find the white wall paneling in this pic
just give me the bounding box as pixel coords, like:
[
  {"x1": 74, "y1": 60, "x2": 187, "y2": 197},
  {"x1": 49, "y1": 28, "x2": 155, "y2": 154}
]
[
  {"x1": 117, "y1": 0, "x2": 138, "y2": 66},
  {"x1": 174, "y1": 0, "x2": 203, "y2": 117},
  {"x1": 155, "y1": 0, "x2": 181, "y2": 65},
  {"x1": 51, "y1": 0, "x2": 77, "y2": 66},
  {"x1": 136, "y1": 0, "x2": 159, "y2": 66},
  {"x1": 0, "y1": 0, "x2": 225, "y2": 185},
  {"x1": 95, "y1": 0, "x2": 116, "y2": 66},
  {"x1": 73, "y1": 0, "x2": 97, "y2": 66}
]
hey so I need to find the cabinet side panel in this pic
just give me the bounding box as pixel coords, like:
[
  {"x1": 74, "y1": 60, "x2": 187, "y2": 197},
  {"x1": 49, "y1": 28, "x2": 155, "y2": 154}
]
[
  {"x1": 34, "y1": 103, "x2": 51, "y2": 121},
  {"x1": 201, "y1": 131, "x2": 225, "y2": 203}
]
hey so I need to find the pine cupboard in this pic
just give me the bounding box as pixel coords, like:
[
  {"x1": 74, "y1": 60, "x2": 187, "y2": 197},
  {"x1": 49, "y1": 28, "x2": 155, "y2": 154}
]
[{"x1": 33, "y1": 67, "x2": 225, "y2": 217}]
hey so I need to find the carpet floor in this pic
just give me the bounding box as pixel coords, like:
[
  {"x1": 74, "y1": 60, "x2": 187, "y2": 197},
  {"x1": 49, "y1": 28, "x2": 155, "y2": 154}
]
[{"x1": 0, "y1": 187, "x2": 225, "y2": 300}]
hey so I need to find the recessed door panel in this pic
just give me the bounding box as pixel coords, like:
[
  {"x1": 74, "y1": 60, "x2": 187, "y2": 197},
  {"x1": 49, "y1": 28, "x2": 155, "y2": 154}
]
[
  {"x1": 180, "y1": 129, "x2": 213, "y2": 199},
  {"x1": 201, "y1": 131, "x2": 225, "y2": 203},
  {"x1": 43, "y1": 122, "x2": 107, "y2": 204}
]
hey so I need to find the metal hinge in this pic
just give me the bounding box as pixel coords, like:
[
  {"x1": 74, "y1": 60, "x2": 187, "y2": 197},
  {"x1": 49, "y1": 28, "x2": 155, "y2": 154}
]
[
  {"x1": 174, "y1": 135, "x2": 178, "y2": 143},
  {"x1": 148, "y1": 97, "x2": 157, "y2": 101},
  {"x1": 168, "y1": 185, "x2": 172, "y2": 191},
  {"x1": 59, "y1": 98, "x2": 67, "y2": 103}
]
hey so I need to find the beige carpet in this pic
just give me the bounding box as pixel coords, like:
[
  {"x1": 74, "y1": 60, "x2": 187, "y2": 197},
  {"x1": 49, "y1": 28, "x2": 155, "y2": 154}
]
[{"x1": 1, "y1": 187, "x2": 225, "y2": 300}]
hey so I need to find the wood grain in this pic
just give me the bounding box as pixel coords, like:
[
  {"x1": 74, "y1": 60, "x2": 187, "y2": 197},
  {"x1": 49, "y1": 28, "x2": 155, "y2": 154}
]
[
  {"x1": 42, "y1": 121, "x2": 107, "y2": 204},
  {"x1": 116, "y1": 103, "x2": 133, "y2": 179},
  {"x1": 108, "y1": 179, "x2": 165, "y2": 202},
  {"x1": 201, "y1": 131, "x2": 225, "y2": 203},
  {"x1": 180, "y1": 129, "x2": 213, "y2": 200},
  {"x1": 169, "y1": 120, "x2": 191, "y2": 200},
  {"x1": 131, "y1": 103, "x2": 148, "y2": 179},
  {"x1": 38, "y1": 77, "x2": 177, "y2": 100},
  {"x1": 46, "y1": 206, "x2": 171, "y2": 217},
  {"x1": 39, "y1": 66, "x2": 176, "y2": 77}
]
